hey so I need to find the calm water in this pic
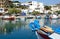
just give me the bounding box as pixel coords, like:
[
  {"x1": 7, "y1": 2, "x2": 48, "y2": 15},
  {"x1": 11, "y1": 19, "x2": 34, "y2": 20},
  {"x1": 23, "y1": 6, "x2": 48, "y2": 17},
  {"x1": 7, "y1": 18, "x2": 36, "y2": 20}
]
[{"x1": 0, "y1": 18, "x2": 60, "y2": 39}]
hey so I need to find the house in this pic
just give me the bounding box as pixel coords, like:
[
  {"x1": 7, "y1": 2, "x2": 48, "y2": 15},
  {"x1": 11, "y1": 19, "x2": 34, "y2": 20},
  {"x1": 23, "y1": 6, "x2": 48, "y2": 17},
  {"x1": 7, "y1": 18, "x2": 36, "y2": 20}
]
[
  {"x1": 13, "y1": 1, "x2": 20, "y2": 7},
  {"x1": 51, "y1": 5, "x2": 59, "y2": 11},
  {"x1": 28, "y1": 1, "x2": 44, "y2": 13},
  {"x1": 21, "y1": 2, "x2": 29, "y2": 6},
  {"x1": 21, "y1": 1, "x2": 44, "y2": 13},
  {"x1": 56, "y1": 4, "x2": 60, "y2": 10}
]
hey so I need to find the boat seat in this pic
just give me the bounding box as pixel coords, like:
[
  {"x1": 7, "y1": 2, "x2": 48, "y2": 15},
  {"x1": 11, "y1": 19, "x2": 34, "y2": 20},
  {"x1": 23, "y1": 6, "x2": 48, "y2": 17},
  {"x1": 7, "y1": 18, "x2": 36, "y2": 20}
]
[{"x1": 40, "y1": 26, "x2": 54, "y2": 33}]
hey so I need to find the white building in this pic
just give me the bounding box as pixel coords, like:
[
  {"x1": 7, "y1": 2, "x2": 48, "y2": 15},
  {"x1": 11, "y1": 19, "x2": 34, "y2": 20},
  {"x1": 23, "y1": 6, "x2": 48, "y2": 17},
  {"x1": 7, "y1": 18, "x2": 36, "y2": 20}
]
[
  {"x1": 51, "y1": 5, "x2": 59, "y2": 11},
  {"x1": 21, "y1": 2, "x2": 29, "y2": 6},
  {"x1": 21, "y1": 1, "x2": 44, "y2": 13},
  {"x1": 56, "y1": 4, "x2": 60, "y2": 10},
  {"x1": 13, "y1": 1, "x2": 20, "y2": 7},
  {"x1": 28, "y1": 1, "x2": 44, "y2": 13}
]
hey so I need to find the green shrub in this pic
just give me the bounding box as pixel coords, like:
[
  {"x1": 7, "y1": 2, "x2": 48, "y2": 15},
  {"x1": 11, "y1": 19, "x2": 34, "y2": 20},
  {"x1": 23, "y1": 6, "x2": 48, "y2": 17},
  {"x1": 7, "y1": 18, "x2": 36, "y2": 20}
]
[
  {"x1": 8, "y1": 8, "x2": 21, "y2": 14},
  {"x1": 56, "y1": 11, "x2": 60, "y2": 14},
  {"x1": 32, "y1": 11, "x2": 40, "y2": 15}
]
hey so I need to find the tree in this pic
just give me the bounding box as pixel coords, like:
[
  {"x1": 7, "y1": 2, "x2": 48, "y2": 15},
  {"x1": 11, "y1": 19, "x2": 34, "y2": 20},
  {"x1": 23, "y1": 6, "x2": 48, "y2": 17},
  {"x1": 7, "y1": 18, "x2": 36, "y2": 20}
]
[
  {"x1": 28, "y1": 12, "x2": 32, "y2": 15},
  {"x1": 12, "y1": 1, "x2": 21, "y2": 8},
  {"x1": 48, "y1": 12, "x2": 52, "y2": 14},
  {"x1": 19, "y1": 5, "x2": 28, "y2": 9},
  {"x1": 5, "y1": 1, "x2": 14, "y2": 8},
  {"x1": 44, "y1": 6, "x2": 51, "y2": 10},
  {"x1": 8, "y1": 1, "x2": 14, "y2": 8},
  {"x1": 56, "y1": 11, "x2": 60, "y2": 14},
  {"x1": 8, "y1": 8, "x2": 21, "y2": 14},
  {"x1": 32, "y1": 11, "x2": 40, "y2": 15}
]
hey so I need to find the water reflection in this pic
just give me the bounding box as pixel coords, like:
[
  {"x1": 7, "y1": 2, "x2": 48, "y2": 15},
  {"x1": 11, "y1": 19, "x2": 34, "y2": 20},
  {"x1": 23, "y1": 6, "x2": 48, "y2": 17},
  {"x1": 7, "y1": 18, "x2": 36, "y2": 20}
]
[
  {"x1": 0, "y1": 18, "x2": 59, "y2": 34},
  {"x1": 0, "y1": 19, "x2": 26, "y2": 34},
  {"x1": 0, "y1": 18, "x2": 60, "y2": 39}
]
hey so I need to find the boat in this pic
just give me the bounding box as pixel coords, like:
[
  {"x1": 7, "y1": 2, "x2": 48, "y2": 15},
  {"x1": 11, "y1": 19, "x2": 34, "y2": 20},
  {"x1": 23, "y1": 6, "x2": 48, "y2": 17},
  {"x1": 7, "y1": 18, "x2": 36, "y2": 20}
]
[
  {"x1": 2, "y1": 15, "x2": 15, "y2": 20},
  {"x1": 36, "y1": 30, "x2": 52, "y2": 39},
  {"x1": 36, "y1": 16, "x2": 41, "y2": 19},
  {"x1": 50, "y1": 14, "x2": 58, "y2": 19},
  {"x1": 29, "y1": 20, "x2": 53, "y2": 39},
  {"x1": 29, "y1": 20, "x2": 60, "y2": 39}
]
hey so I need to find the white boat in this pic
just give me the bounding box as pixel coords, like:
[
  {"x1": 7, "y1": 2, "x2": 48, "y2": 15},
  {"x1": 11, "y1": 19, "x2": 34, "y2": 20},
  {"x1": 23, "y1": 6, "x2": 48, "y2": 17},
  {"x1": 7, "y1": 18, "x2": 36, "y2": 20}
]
[
  {"x1": 2, "y1": 15, "x2": 15, "y2": 20},
  {"x1": 36, "y1": 16, "x2": 41, "y2": 19},
  {"x1": 50, "y1": 14, "x2": 58, "y2": 19},
  {"x1": 36, "y1": 31, "x2": 60, "y2": 39}
]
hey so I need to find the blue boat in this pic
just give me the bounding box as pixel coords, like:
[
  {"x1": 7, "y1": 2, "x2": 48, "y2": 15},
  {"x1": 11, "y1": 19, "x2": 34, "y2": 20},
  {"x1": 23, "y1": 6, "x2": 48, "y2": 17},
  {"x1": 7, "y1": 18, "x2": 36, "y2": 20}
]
[{"x1": 29, "y1": 20, "x2": 60, "y2": 39}]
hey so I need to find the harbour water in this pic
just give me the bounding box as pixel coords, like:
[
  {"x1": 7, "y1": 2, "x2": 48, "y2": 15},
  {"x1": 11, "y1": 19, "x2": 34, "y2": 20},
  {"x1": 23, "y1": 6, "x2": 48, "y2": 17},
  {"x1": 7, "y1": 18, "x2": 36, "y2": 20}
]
[{"x1": 0, "y1": 18, "x2": 60, "y2": 39}]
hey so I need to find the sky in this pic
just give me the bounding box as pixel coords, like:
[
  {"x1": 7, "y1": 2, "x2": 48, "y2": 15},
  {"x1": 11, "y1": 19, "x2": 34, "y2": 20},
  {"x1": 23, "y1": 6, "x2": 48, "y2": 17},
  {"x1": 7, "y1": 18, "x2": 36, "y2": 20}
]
[{"x1": 13, "y1": 0, "x2": 60, "y2": 5}]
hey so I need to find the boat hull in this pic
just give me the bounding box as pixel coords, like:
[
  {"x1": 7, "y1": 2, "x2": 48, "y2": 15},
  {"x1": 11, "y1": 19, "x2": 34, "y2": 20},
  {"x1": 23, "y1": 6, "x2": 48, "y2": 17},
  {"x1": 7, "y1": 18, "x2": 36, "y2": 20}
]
[
  {"x1": 2, "y1": 17, "x2": 15, "y2": 20},
  {"x1": 36, "y1": 30, "x2": 51, "y2": 39}
]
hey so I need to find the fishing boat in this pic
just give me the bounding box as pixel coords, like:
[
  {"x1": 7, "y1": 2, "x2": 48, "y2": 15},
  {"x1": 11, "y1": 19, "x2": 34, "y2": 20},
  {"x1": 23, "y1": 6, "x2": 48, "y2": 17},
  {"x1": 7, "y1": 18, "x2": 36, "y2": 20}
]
[
  {"x1": 36, "y1": 26, "x2": 53, "y2": 39},
  {"x1": 50, "y1": 14, "x2": 58, "y2": 19},
  {"x1": 2, "y1": 15, "x2": 15, "y2": 20},
  {"x1": 29, "y1": 20, "x2": 60, "y2": 39}
]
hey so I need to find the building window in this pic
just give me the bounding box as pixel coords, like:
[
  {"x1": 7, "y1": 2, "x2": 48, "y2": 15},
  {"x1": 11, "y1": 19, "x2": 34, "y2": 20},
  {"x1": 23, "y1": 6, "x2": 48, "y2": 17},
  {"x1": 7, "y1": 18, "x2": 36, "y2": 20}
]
[
  {"x1": 29, "y1": 4, "x2": 32, "y2": 5},
  {"x1": 35, "y1": 8, "x2": 40, "y2": 10}
]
